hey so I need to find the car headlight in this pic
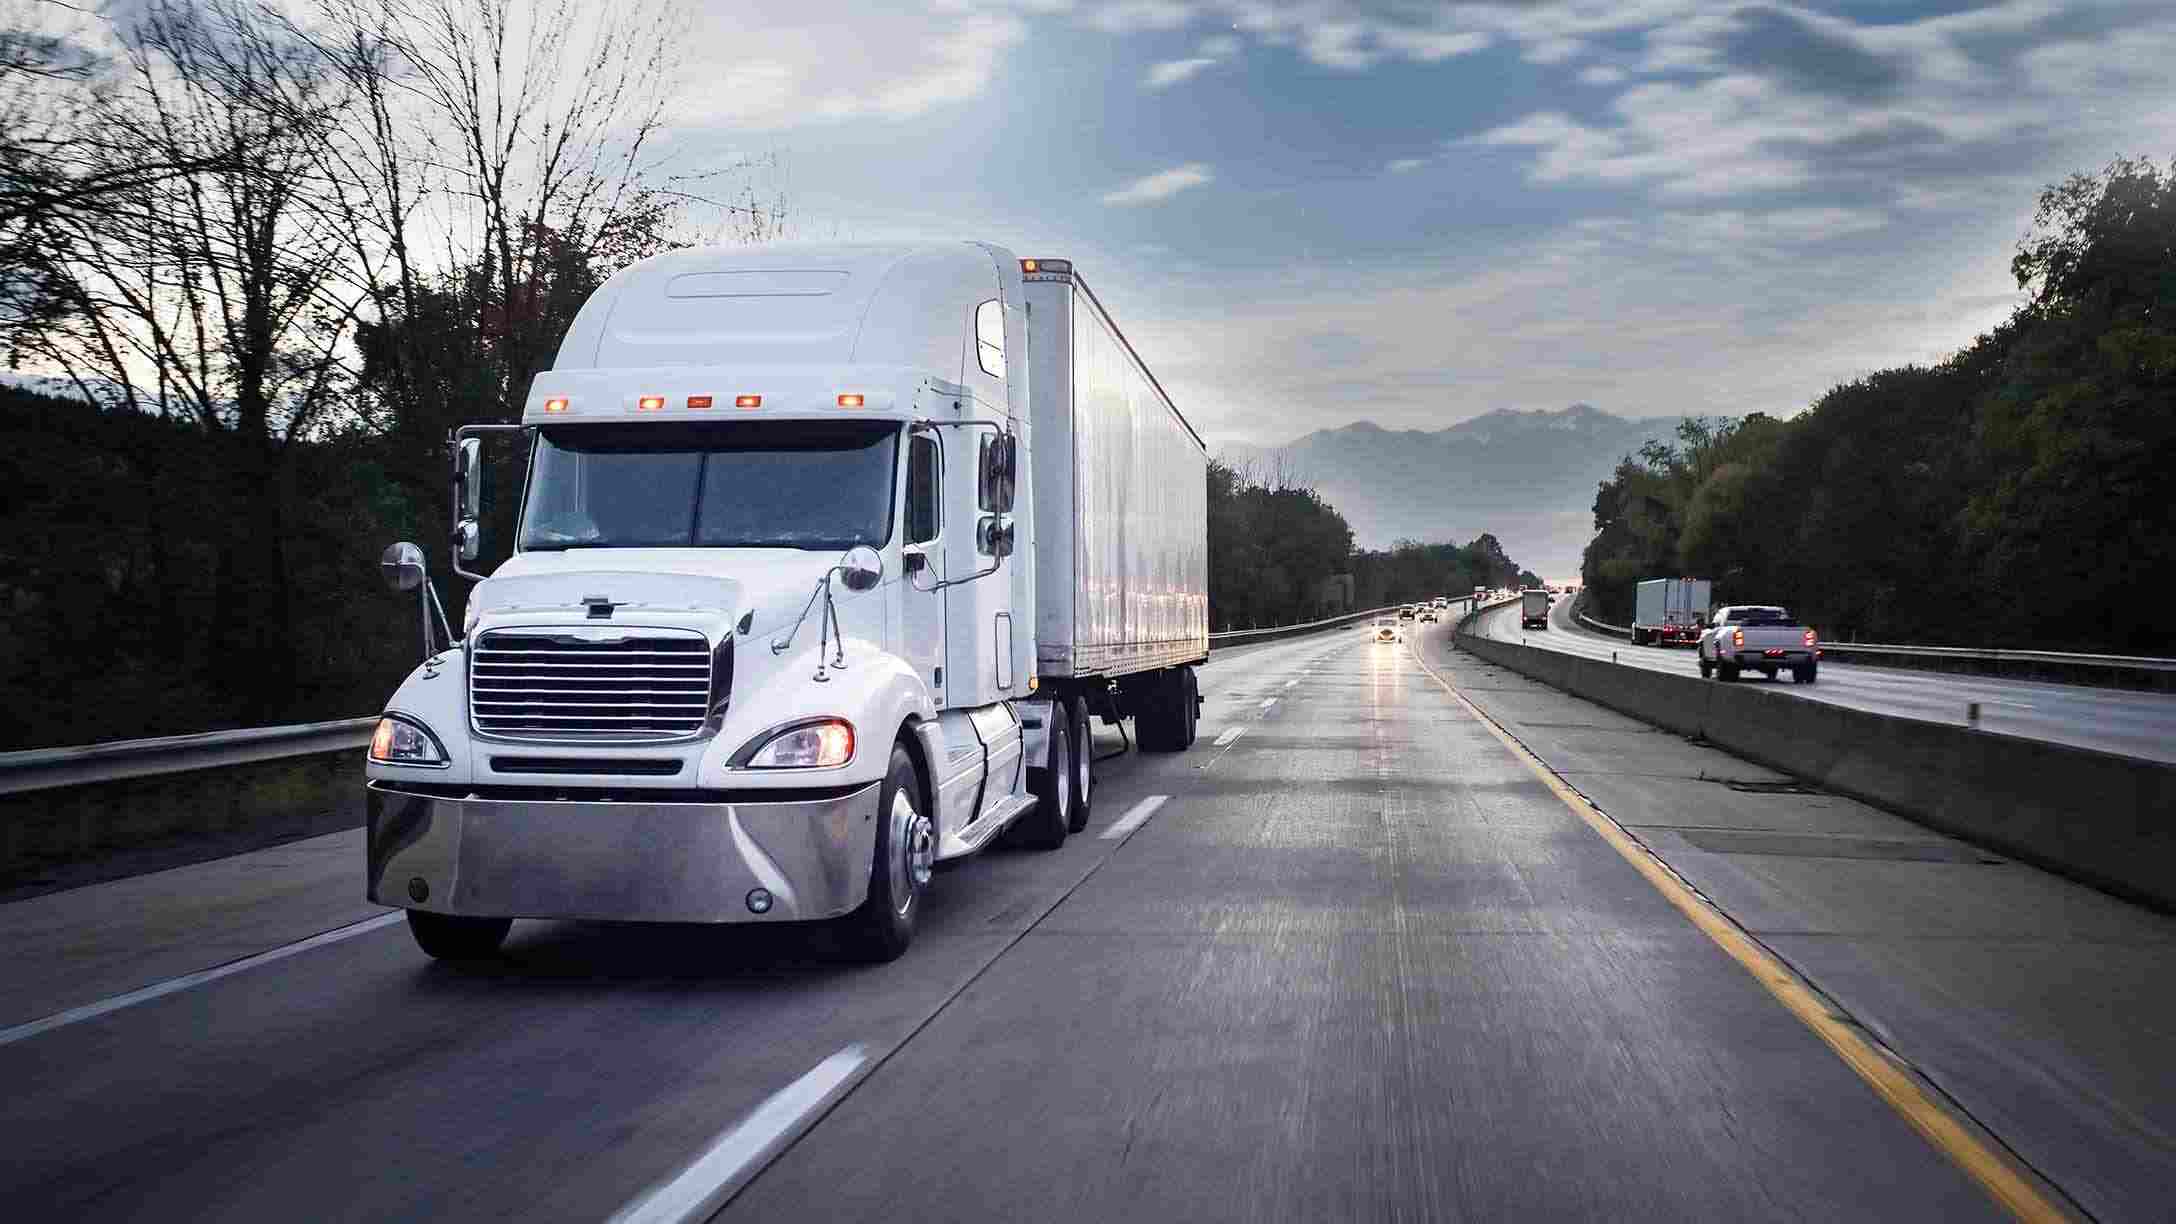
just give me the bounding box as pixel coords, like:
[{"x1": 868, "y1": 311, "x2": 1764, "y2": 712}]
[
  {"x1": 734, "y1": 719, "x2": 855, "y2": 769},
  {"x1": 370, "y1": 714, "x2": 449, "y2": 767}
]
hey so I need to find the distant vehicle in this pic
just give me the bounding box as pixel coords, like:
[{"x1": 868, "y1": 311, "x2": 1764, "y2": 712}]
[
  {"x1": 1399, "y1": 605, "x2": 1417, "y2": 619},
  {"x1": 1375, "y1": 617, "x2": 1400, "y2": 643},
  {"x1": 1632, "y1": 577, "x2": 1711, "y2": 646},
  {"x1": 1432, "y1": 596, "x2": 1448, "y2": 609},
  {"x1": 1699, "y1": 605, "x2": 1820, "y2": 683},
  {"x1": 1419, "y1": 608, "x2": 1438, "y2": 623},
  {"x1": 1473, "y1": 586, "x2": 1488, "y2": 604},
  {"x1": 1520, "y1": 590, "x2": 1549, "y2": 629}
]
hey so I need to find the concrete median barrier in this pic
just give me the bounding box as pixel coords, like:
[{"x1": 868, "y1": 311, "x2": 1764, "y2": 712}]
[{"x1": 1454, "y1": 620, "x2": 2176, "y2": 911}]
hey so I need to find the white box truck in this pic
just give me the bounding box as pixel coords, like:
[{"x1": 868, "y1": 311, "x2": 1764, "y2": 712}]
[
  {"x1": 1520, "y1": 590, "x2": 1549, "y2": 629},
  {"x1": 1632, "y1": 577, "x2": 1711, "y2": 646},
  {"x1": 365, "y1": 243, "x2": 1206, "y2": 963}
]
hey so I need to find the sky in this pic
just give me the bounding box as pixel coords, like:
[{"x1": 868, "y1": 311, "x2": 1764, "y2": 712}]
[{"x1": 640, "y1": 0, "x2": 2176, "y2": 450}]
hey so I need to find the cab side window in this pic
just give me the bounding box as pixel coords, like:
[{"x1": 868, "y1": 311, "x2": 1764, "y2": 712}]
[
  {"x1": 975, "y1": 299, "x2": 1005, "y2": 379},
  {"x1": 906, "y1": 432, "x2": 940, "y2": 545}
]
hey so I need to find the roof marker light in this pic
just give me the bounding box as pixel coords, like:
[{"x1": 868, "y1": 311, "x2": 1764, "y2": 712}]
[
  {"x1": 735, "y1": 394, "x2": 762, "y2": 409},
  {"x1": 543, "y1": 397, "x2": 570, "y2": 413},
  {"x1": 687, "y1": 395, "x2": 714, "y2": 409},
  {"x1": 637, "y1": 395, "x2": 665, "y2": 412},
  {"x1": 837, "y1": 393, "x2": 865, "y2": 408}
]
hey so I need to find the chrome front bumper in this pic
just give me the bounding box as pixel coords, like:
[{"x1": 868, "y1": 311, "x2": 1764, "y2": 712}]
[{"x1": 366, "y1": 781, "x2": 882, "y2": 923}]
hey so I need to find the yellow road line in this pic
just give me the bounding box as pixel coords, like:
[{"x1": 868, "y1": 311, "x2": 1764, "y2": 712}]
[{"x1": 1407, "y1": 637, "x2": 2072, "y2": 1223}]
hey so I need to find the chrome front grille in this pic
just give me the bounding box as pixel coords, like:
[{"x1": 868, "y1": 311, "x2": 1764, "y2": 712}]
[{"x1": 470, "y1": 627, "x2": 720, "y2": 740}]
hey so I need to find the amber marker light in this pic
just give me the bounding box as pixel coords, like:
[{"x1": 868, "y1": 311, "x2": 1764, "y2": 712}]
[
  {"x1": 735, "y1": 394, "x2": 762, "y2": 409},
  {"x1": 636, "y1": 395, "x2": 666, "y2": 411},
  {"x1": 543, "y1": 397, "x2": 570, "y2": 413},
  {"x1": 836, "y1": 393, "x2": 865, "y2": 408},
  {"x1": 686, "y1": 395, "x2": 714, "y2": 409}
]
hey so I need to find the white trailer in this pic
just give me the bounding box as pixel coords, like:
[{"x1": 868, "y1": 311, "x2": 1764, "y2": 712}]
[
  {"x1": 1024, "y1": 261, "x2": 1208, "y2": 748},
  {"x1": 1633, "y1": 577, "x2": 1711, "y2": 646},
  {"x1": 363, "y1": 242, "x2": 1206, "y2": 963}
]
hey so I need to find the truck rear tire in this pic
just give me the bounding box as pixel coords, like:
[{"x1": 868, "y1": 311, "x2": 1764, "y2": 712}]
[
  {"x1": 1795, "y1": 664, "x2": 1818, "y2": 685},
  {"x1": 838, "y1": 746, "x2": 931, "y2": 962},
  {"x1": 1067, "y1": 698, "x2": 1094, "y2": 833},
  {"x1": 1718, "y1": 663, "x2": 1741, "y2": 682},
  {"x1": 406, "y1": 911, "x2": 511, "y2": 961},
  {"x1": 1016, "y1": 712, "x2": 1073, "y2": 850},
  {"x1": 1699, "y1": 657, "x2": 1713, "y2": 679}
]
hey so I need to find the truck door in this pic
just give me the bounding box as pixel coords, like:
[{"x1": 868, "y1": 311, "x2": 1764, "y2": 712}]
[{"x1": 900, "y1": 428, "x2": 949, "y2": 700}]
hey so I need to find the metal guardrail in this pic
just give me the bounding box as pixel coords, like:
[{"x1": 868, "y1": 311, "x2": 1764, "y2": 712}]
[
  {"x1": 1, "y1": 600, "x2": 1459, "y2": 796},
  {"x1": 1210, "y1": 603, "x2": 1404, "y2": 643},
  {"x1": 0, "y1": 717, "x2": 378, "y2": 798}
]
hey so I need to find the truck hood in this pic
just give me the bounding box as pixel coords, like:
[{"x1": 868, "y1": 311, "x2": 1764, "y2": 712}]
[{"x1": 472, "y1": 548, "x2": 870, "y2": 641}]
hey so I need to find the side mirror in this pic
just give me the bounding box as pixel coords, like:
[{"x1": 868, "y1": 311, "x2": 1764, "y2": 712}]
[
  {"x1": 380, "y1": 541, "x2": 426, "y2": 592},
  {"x1": 903, "y1": 547, "x2": 927, "y2": 575},
  {"x1": 454, "y1": 518, "x2": 480, "y2": 563},
  {"x1": 979, "y1": 433, "x2": 1017, "y2": 514},
  {"x1": 977, "y1": 515, "x2": 1015, "y2": 558},
  {"x1": 455, "y1": 436, "x2": 483, "y2": 521},
  {"x1": 837, "y1": 544, "x2": 883, "y2": 592}
]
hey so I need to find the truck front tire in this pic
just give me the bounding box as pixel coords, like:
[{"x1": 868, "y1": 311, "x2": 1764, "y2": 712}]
[
  {"x1": 838, "y1": 745, "x2": 930, "y2": 962},
  {"x1": 1016, "y1": 712, "x2": 1073, "y2": 850},
  {"x1": 406, "y1": 911, "x2": 511, "y2": 961}
]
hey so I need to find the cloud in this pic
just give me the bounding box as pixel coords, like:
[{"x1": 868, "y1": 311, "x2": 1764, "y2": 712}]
[
  {"x1": 1102, "y1": 163, "x2": 1214, "y2": 205},
  {"x1": 672, "y1": 4, "x2": 1025, "y2": 130},
  {"x1": 1144, "y1": 56, "x2": 1218, "y2": 89},
  {"x1": 1577, "y1": 65, "x2": 1626, "y2": 86},
  {"x1": 1386, "y1": 158, "x2": 1428, "y2": 173},
  {"x1": 1473, "y1": 2, "x2": 2176, "y2": 205}
]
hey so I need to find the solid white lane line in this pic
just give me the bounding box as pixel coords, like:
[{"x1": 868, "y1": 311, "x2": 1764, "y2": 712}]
[
  {"x1": 609, "y1": 1045, "x2": 870, "y2": 1224},
  {"x1": 1259, "y1": 697, "x2": 1278, "y2": 710},
  {"x1": 0, "y1": 910, "x2": 406, "y2": 1048},
  {"x1": 1100, "y1": 794, "x2": 1170, "y2": 840},
  {"x1": 1214, "y1": 726, "x2": 1248, "y2": 748}
]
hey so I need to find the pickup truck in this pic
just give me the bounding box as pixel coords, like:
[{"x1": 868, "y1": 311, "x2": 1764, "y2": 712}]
[{"x1": 1698, "y1": 606, "x2": 1820, "y2": 683}]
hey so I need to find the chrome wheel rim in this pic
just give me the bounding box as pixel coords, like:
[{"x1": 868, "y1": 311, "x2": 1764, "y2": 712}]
[
  {"x1": 890, "y1": 788, "x2": 933, "y2": 914},
  {"x1": 1074, "y1": 710, "x2": 1091, "y2": 807}
]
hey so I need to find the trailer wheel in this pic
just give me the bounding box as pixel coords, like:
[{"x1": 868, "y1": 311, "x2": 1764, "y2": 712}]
[
  {"x1": 1067, "y1": 698, "x2": 1094, "y2": 833},
  {"x1": 406, "y1": 911, "x2": 510, "y2": 962},
  {"x1": 1016, "y1": 712, "x2": 1072, "y2": 850},
  {"x1": 1179, "y1": 668, "x2": 1200, "y2": 749},
  {"x1": 838, "y1": 745, "x2": 931, "y2": 962},
  {"x1": 1135, "y1": 671, "x2": 1184, "y2": 752}
]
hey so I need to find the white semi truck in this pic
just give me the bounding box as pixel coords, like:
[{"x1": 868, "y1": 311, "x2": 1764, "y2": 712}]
[
  {"x1": 365, "y1": 243, "x2": 1207, "y2": 962},
  {"x1": 1632, "y1": 577, "x2": 1711, "y2": 646}
]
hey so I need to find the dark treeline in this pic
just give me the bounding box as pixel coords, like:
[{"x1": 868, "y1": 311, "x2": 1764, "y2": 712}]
[
  {"x1": 1207, "y1": 459, "x2": 1535, "y2": 628},
  {"x1": 1582, "y1": 156, "x2": 2176, "y2": 653}
]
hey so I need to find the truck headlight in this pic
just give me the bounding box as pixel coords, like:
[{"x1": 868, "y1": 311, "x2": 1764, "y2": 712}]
[
  {"x1": 734, "y1": 719, "x2": 855, "y2": 769},
  {"x1": 370, "y1": 714, "x2": 449, "y2": 767}
]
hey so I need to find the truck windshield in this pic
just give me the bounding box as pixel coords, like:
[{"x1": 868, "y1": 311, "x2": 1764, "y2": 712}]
[{"x1": 520, "y1": 421, "x2": 899, "y2": 551}]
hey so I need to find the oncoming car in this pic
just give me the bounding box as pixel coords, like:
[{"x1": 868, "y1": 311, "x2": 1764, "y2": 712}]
[
  {"x1": 1418, "y1": 607, "x2": 1438, "y2": 623},
  {"x1": 1375, "y1": 617, "x2": 1401, "y2": 643}
]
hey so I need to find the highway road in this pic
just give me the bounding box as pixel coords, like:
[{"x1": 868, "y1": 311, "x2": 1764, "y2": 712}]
[
  {"x1": 1475, "y1": 595, "x2": 2176, "y2": 764},
  {"x1": 5, "y1": 622, "x2": 2174, "y2": 1221}
]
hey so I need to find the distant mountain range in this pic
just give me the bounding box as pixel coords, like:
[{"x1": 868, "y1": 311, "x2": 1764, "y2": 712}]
[{"x1": 1215, "y1": 404, "x2": 1684, "y2": 579}]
